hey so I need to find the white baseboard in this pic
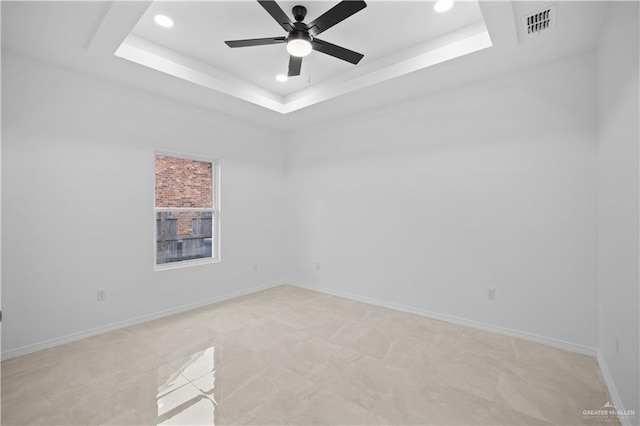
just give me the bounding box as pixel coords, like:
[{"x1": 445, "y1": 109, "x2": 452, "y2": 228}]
[
  {"x1": 1, "y1": 280, "x2": 285, "y2": 361},
  {"x1": 4, "y1": 278, "x2": 630, "y2": 423},
  {"x1": 597, "y1": 351, "x2": 634, "y2": 426},
  {"x1": 287, "y1": 280, "x2": 598, "y2": 357},
  {"x1": 2, "y1": 279, "x2": 600, "y2": 361}
]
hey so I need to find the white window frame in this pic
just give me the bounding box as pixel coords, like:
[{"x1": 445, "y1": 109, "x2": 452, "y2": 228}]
[{"x1": 154, "y1": 151, "x2": 220, "y2": 271}]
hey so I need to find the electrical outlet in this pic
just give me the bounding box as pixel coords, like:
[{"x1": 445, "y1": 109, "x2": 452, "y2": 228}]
[
  {"x1": 487, "y1": 288, "x2": 496, "y2": 300},
  {"x1": 97, "y1": 289, "x2": 106, "y2": 302},
  {"x1": 253, "y1": 264, "x2": 258, "y2": 272},
  {"x1": 615, "y1": 334, "x2": 621, "y2": 354},
  {"x1": 315, "y1": 263, "x2": 321, "y2": 271}
]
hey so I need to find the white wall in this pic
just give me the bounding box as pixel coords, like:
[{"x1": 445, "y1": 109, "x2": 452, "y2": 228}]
[
  {"x1": 285, "y1": 53, "x2": 600, "y2": 351},
  {"x1": 597, "y1": 1, "x2": 640, "y2": 415},
  {"x1": 1, "y1": 53, "x2": 287, "y2": 356}
]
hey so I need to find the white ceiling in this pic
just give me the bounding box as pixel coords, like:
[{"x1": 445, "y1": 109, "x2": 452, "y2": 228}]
[
  {"x1": 131, "y1": 1, "x2": 485, "y2": 96},
  {"x1": 111, "y1": 0, "x2": 491, "y2": 112},
  {"x1": 1, "y1": 1, "x2": 610, "y2": 130}
]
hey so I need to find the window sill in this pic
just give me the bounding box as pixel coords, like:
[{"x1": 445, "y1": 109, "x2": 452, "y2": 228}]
[{"x1": 154, "y1": 257, "x2": 220, "y2": 272}]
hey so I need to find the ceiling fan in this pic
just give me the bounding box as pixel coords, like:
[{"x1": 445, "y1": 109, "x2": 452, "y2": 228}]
[{"x1": 225, "y1": 0, "x2": 367, "y2": 77}]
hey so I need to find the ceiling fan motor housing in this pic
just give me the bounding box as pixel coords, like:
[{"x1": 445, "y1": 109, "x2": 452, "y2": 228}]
[
  {"x1": 292, "y1": 5, "x2": 307, "y2": 22},
  {"x1": 287, "y1": 29, "x2": 312, "y2": 44},
  {"x1": 224, "y1": 0, "x2": 367, "y2": 75}
]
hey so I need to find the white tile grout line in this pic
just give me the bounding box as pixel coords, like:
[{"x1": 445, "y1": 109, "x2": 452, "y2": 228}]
[{"x1": 5, "y1": 277, "x2": 625, "y2": 425}]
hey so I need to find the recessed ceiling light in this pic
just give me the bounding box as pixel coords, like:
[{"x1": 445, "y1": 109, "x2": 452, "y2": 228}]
[
  {"x1": 434, "y1": 0, "x2": 454, "y2": 13},
  {"x1": 276, "y1": 74, "x2": 288, "y2": 82},
  {"x1": 154, "y1": 15, "x2": 174, "y2": 28}
]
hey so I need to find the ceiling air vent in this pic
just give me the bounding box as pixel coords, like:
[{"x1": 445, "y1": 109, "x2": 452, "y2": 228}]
[{"x1": 523, "y1": 6, "x2": 555, "y2": 35}]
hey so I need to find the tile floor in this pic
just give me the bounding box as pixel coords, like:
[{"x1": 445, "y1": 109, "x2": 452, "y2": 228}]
[{"x1": 1, "y1": 285, "x2": 618, "y2": 425}]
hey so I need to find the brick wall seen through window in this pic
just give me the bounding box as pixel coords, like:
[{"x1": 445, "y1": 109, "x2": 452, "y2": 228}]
[{"x1": 155, "y1": 154, "x2": 218, "y2": 267}]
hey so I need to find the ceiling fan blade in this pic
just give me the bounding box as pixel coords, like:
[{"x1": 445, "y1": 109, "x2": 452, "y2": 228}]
[
  {"x1": 311, "y1": 39, "x2": 364, "y2": 64},
  {"x1": 225, "y1": 37, "x2": 286, "y2": 48},
  {"x1": 258, "y1": 0, "x2": 294, "y2": 32},
  {"x1": 288, "y1": 55, "x2": 302, "y2": 76},
  {"x1": 308, "y1": 1, "x2": 367, "y2": 37}
]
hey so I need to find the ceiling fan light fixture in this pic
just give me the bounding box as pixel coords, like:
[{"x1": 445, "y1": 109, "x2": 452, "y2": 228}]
[
  {"x1": 434, "y1": 0, "x2": 454, "y2": 13},
  {"x1": 224, "y1": 1, "x2": 367, "y2": 75},
  {"x1": 286, "y1": 32, "x2": 312, "y2": 57}
]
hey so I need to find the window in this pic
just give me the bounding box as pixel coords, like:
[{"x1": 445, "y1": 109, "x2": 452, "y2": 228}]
[{"x1": 155, "y1": 153, "x2": 219, "y2": 269}]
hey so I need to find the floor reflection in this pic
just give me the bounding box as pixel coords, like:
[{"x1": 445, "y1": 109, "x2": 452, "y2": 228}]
[
  {"x1": 3, "y1": 285, "x2": 610, "y2": 425},
  {"x1": 157, "y1": 346, "x2": 216, "y2": 425}
]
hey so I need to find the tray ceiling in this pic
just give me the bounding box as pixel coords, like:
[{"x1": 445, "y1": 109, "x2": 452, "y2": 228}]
[{"x1": 92, "y1": 1, "x2": 492, "y2": 113}]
